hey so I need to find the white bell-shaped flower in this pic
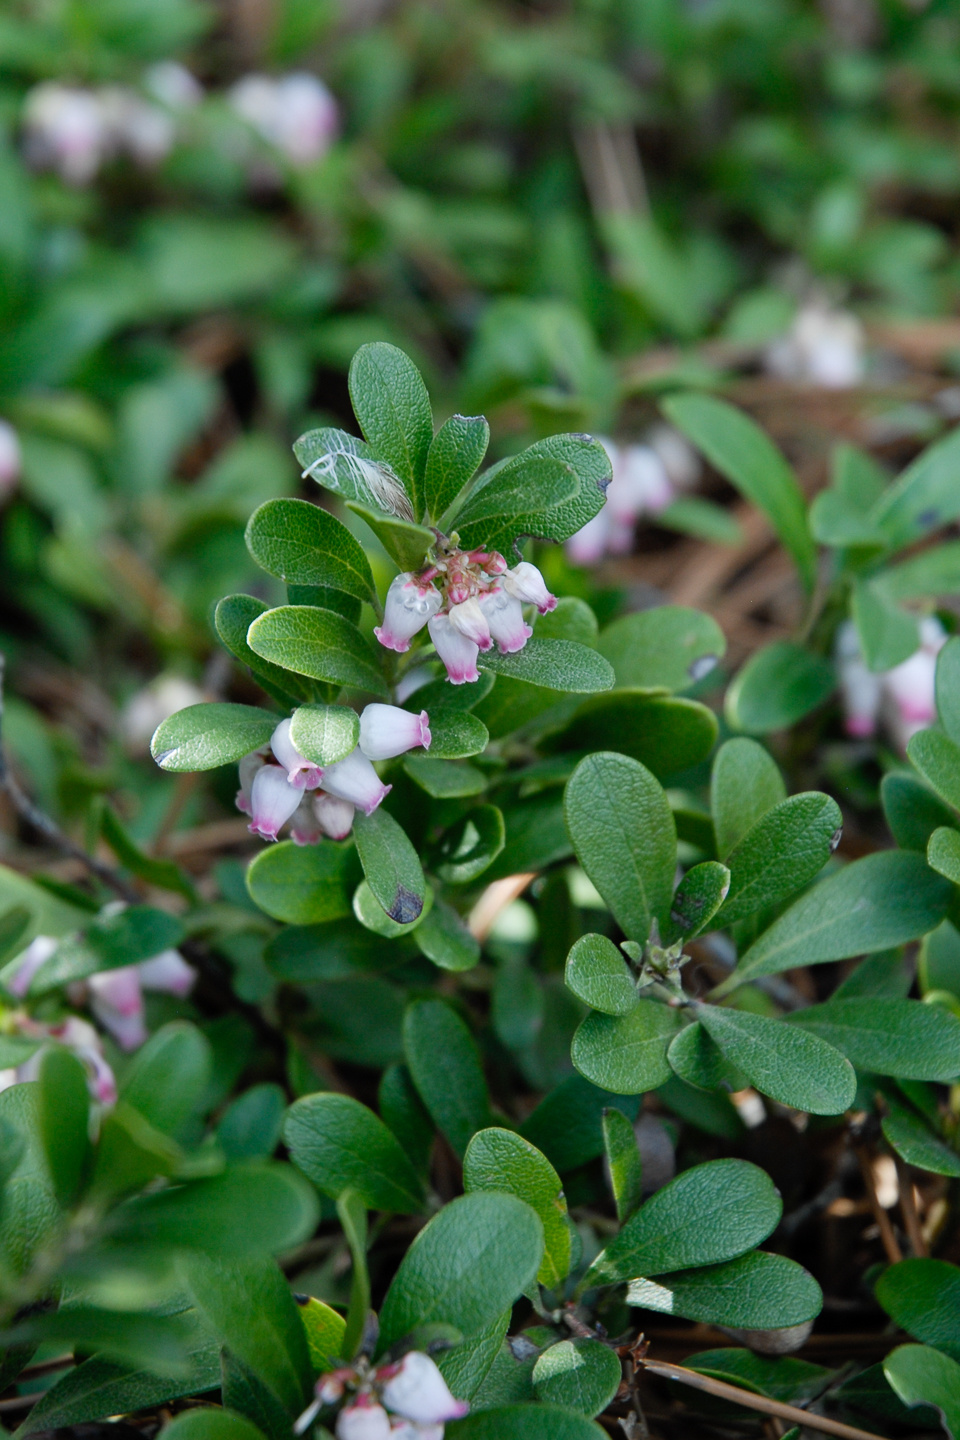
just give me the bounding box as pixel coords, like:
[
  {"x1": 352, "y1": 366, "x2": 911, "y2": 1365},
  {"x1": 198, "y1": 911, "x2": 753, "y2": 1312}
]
[
  {"x1": 271, "y1": 718, "x2": 324, "y2": 789},
  {"x1": 379, "y1": 1352, "x2": 469, "y2": 1425},
  {"x1": 478, "y1": 587, "x2": 532, "y2": 655},
  {"x1": 314, "y1": 791, "x2": 356, "y2": 839},
  {"x1": 236, "y1": 750, "x2": 268, "y2": 815},
  {"x1": 248, "y1": 764, "x2": 303, "y2": 840},
  {"x1": 375, "y1": 575, "x2": 442, "y2": 653},
  {"x1": 502, "y1": 561, "x2": 556, "y2": 614},
  {"x1": 335, "y1": 1397, "x2": 392, "y2": 1440},
  {"x1": 5, "y1": 935, "x2": 58, "y2": 999},
  {"x1": 88, "y1": 967, "x2": 147, "y2": 1051},
  {"x1": 448, "y1": 597, "x2": 492, "y2": 652},
  {"x1": 320, "y1": 748, "x2": 391, "y2": 815},
  {"x1": 0, "y1": 420, "x2": 21, "y2": 493},
  {"x1": 428, "y1": 614, "x2": 479, "y2": 685},
  {"x1": 359, "y1": 704, "x2": 431, "y2": 761},
  {"x1": 137, "y1": 949, "x2": 196, "y2": 997}
]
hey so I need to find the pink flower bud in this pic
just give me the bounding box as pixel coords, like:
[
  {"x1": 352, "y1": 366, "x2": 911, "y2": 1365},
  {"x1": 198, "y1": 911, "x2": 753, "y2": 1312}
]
[
  {"x1": 314, "y1": 791, "x2": 356, "y2": 839},
  {"x1": 0, "y1": 420, "x2": 21, "y2": 494},
  {"x1": 428, "y1": 613, "x2": 479, "y2": 685},
  {"x1": 272, "y1": 718, "x2": 324, "y2": 789},
  {"x1": 375, "y1": 574, "x2": 442, "y2": 653},
  {"x1": 6, "y1": 935, "x2": 58, "y2": 998},
  {"x1": 249, "y1": 764, "x2": 303, "y2": 840},
  {"x1": 137, "y1": 949, "x2": 196, "y2": 997},
  {"x1": 320, "y1": 748, "x2": 391, "y2": 816},
  {"x1": 379, "y1": 1352, "x2": 469, "y2": 1425},
  {"x1": 336, "y1": 1396, "x2": 392, "y2": 1440},
  {"x1": 236, "y1": 750, "x2": 268, "y2": 815},
  {"x1": 359, "y1": 704, "x2": 431, "y2": 761},
  {"x1": 88, "y1": 967, "x2": 148, "y2": 1051},
  {"x1": 448, "y1": 598, "x2": 492, "y2": 652},
  {"x1": 478, "y1": 588, "x2": 532, "y2": 655},
  {"x1": 502, "y1": 561, "x2": 556, "y2": 614},
  {"x1": 483, "y1": 551, "x2": 508, "y2": 575},
  {"x1": 883, "y1": 648, "x2": 938, "y2": 750}
]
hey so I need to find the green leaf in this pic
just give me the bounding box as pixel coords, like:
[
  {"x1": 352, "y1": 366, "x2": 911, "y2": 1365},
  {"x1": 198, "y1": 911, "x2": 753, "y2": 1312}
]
[
  {"x1": 414, "y1": 900, "x2": 481, "y2": 972},
  {"x1": 876, "y1": 1258, "x2": 960, "y2": 1361},
  {"x1": 884, "y1": 1344, "x2": 960, "y2": 1438},
  {"x1": 714, "y1": 792, "x2": 842, "y2": 926},
  {"x1": 294, "y1": 426, "x2": 410, "y2": 515},
  {"x1": 245, "y1": 499, "x2": 377, "y2": 606},
  {"x1": 295, "y1": 1295, "x2": 346, "y2": 1372},
  {"x1": 151, "y1": 703, "x2": 276, "y2": 773},
  {"x1": 100, "y1": 807, "x2": 196, "y2": 902},
  {"x1": 283, "y1": 1093, "x2": 424, "y2": 1213},
  {"x1": 37, "y1": 1047, "x2": 89, "y2": 1208},
  {"x1": 464, "y1": 1127, "x2": 571, "y2": 1288},
  {"x1": 246, "y1": 840, "x2": 353, "y2": 925},
  {"x1": 696, "y1": 1005, "x2": 856, "y2": 1115},
  {"x1": 628, "y1": 1252, "x2": 822, "y2": 1329},
  {"x1": 666, "y1": 862, "x2": 731, "y2": 941},
  {"x1": 726, "y1": 643, "x2": 835, "y2": 735},
  {"x1": 565, "y1": 933, "x2": 638, "y2": 1016},
  {"x1": 571, "y1": 1001, "x2": 684, "y2": 1095},
  {"x1": 435, "y1": 1311, "x2": 510, "y2": 1404},
  {"x1": 711, "y1": 738, "x2": 786, "y2": 861},
  {"x1": 790, "y1": 998, "x2": 960, "y2": 1081},
  {"x1": 870, "y1": 423, "x2": 960, "y2": 549},
  {"x1": 215, "y1": 595, "x2": 316, "y2": 705},
  {"x1": 448, "y1": 455, "x2": 578, "y2": 554},
  {"x1": 378, "y1": 1192, "x2": 544, "y2": 1347},
  {"x1": 663, "y1": 393, "x2": 816, "y2": 591},
  {"x1": 404, "y1": 755, "x2": 486, "y2": 798},
  {"x1": 882, "y1": 773, "x2": 957, "y2": 853},
  {"x1": 532, "y1": 1339, "x2": 621, "y2": 1418},
  {"x1": 120, "y1": 1022, "x2": 212, "y2": 1140},
  {"x1": 565, "y1": 752, "x2": 676, "y2": 942},
  {"x1": 909, "y1": 729, "x2": 960, "y2": 813},
  {"x1": 882, "y1": 1108, "x2": 960, "y2": 1177},
  {"x1": 353, "y1": 807, "x2": 425, "y2": 925},
  {"x1": 602, "y1": 1108, "x2": 643, "y2": 1223},
  {"x1": 424, "y1": 414, "x2": 489, "y2": 522},
  {"x1": 446, "y1": 1404, "x2": 605, "y2": 1440},
  {"x1": 852, "y1": 581, "x2": 919, "y2": 672},
  {"x1": 345, "y1": 501, "x2": 436, "y2": 572},
  {"x1": 449, "y1": 434, "x2": 611, "y2": 550},
  {"x1": 519, "y1": 1077, "x2": 640, "y2": 1174},
  {"x1": 379, "y1": 1065, "x2": 435, "y2": 1176},
  {"x1": 288, "y1": 704, "x2": 359, "y2": 767},
  {"x1": 931, "y1": 825, "x2": 960, "y2": 883},
  {"x1": 337, "y1": 1189, "x2": 370, "y2": 1360},
  {"x1": 184, "y1": 1254, "x2": 312, "y2": 1413},
  {"x1": 938, "y1": 637, "x2": 960, "y2": 744},
  {"x1": 583, "y1": 1158, "x2": 781, "y2": 1289},
  {"x1": 220, "y1": 1351, "x2": 291, "y2": 1440},
  {"x1": 598, "y1": 607, "x2": 726, "y2": 694},
  {"x1": 721, "y1": 851, "x2": 952, "y2": 991},
  {"x1": 349, "y1": 343, "x2": 433, "y2": 516},
  {"x1": 478, "y1": 639, "x2": 614, "y2": 693},
  {"x1": 687, "y1": 1349, "x2": 830, "y2": 1405},
  {"x1": 15, "y1": 1350, "x2": 221, "y2": 1437},
  {"x1": 421, "y1": 708, "x2": 489, "y2": 760},
  {"x1": 554, "y1": 693, "x2": 718, "y2": 780},
  {"x1": 156, "y1": 1409, "x2": 266, "y2": 1440},
  {"x1": 353, "y1": 879, "x2": 431, "y2": 938},
  {"x1": 879, "y1": 542, "x2": 960, "y2": 604},
  {"x1": 658, "y1": 496, "x2": 744, "y2": 546},
  {"x1": 667, "y1": 1021, "x2": 748, "y2": 1092},
  {"x1": 217, "y1": 1085, "x2": 285, "y2": 1163},
  {"x1": 247, "y1": 606, "x2": 388, "y2": 697},
  {"x1": 433, "y1": 806, "x2": 505, "y2": 884},
  {"x1": 3, "y1": 1309, "x2": 192, "y2": 1379},
  {"x1": 403, "y1": 1000, "x2": 489, "y2": 1157}
]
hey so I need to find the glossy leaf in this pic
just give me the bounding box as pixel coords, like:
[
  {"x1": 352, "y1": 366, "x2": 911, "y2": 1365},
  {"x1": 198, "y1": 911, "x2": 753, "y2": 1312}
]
[
  {"x1": 414, "y1": 900, "x2": 481, "y2": 972},
  {"x1": 882, "y1": 1107, "x2": 960, "y2": 1177},
  {"x1": 667, "y1": 1021, "x2": 748, "y2": 1093},
  {"x1": 404, "y1": 755, "x2": 486, "y2": 798},
  {"x1": 711, "y1": 738, "x2": 786, "y2": 861},
  {"x1": 345, "y1": 501, "x2": 436, "y2": 572},
  {"x1": 284, "y1": 1093, "x2": 425, "y2": 1212},
  {"x1": 37, "y1": 1046, "x2": 89, "y2": 1208},
  {"x1": 628, "y1": 1251, "x2": 822, "y2": 1329},
  {"x1": 478, "y1": 639, "x2": 614, "y2": 693},
  {"x1": 157, "y1": 1409, "x2": 266, "y2": 1440},
  {"x1": 353, "y1": 806, "x2": 425, "y2": 925},
  {"x1": 403, "y1": 1000, "x2": 489, "y2": 1157},
  {"x1": 666, "y1": 861, "x2": 731, "y2": 940},
  {"x1": 288, "y1": 704, "x2": 359, "y2": 767},
  {"x1": 726, "y1": 643, "x2": 835, "y2": 735},
  {"x1": 450, "y1": 453, "x2": 579, "y2": 554},
  {"x1": 247, "y1": 606, "x2": 388, "y2": 697},
  {"x1": 723, "y1": 851, "x2": 952, "y2": 990},
  {"x1": 876, "y1": 1258, "x2": 960, "y2": 1360},
  {"x1": 151, "y1": 703, "x2": 276, "y2": 773},
  {"x1": 120, "y1": 1022, "x2": 211, "y2": 1139},
  {"x1": 602, "y1": 1107, "x2": 643, "y2": 1223},
  {"x1": 583, "y1": 1158, "x2": 780, "y2": 1289},
  {"x1": 519, "y1": 1076, "x2": 640, "y2": 1174},
  {"x1": 565, "y1": 752, "x2": 676, "y2": 942},
  {"x1": 884, "y1": 1344, "x2": 960, "y2": 1438},
  {"x1": 294, "y1": 426, "x2": 404, "y2": 514},
  {"x1": 697, "y1": 1004, "x2": 856, "y2": 1115},
  {"x1": 215, "y1": 595, "x2": 316, "y2": 705},
  {"x1": 791, "y1": 998, "x2": 960, "y2": 1080},
  {"x1": 532, "y1": 1339, "x2": 621, "y2": 1418},
  {"x1": 449, "y1": 434, "x2": 610, "y2": 552},
  {"x1": 555, "y1": 693, "x2": 718, "y2": 780},
  {"x1": 464, "y1": 1127, "x2": 571, "y2": 1288},
  {"x1": 565, "y1": 933, "x2": 638, "y2": 1016},
  {"x1": 714, "y1": 792, "x2": 842, "y2": 926},
  {"x1": 930, "y1": 826, "x2": 960, "y2": 884},
  {"x1": 246, "y1": 841, "x2": 353, "y2": 925},
  {"x1": 423, "y1": 709, "x2": 489, "y2": 760},
  {"x1": 597, "y1": 606, "x2": 725, "y2": 694},
  {"x1": 571, "y1": 1001, "x2": 684, "y2": 1094},
  {"x1": 424, "y1": 413, "x2": 490, "y2": 521},
  {"x1": 245, "y1": 499, "x2": 376, "y2": 605},
  {"x1": 349, "y1": 342, "x2": 433, "y2": 515},
  {"x1": 378, "y1": 1192, "x2": 544, "y2": 1347}
]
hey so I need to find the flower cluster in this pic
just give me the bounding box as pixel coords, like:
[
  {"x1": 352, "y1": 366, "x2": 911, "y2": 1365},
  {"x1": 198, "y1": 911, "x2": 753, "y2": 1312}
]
[
  {"x1": 23, "y1": 80, "x2": 179, "y2": 184},
  {"x1": 296, "y1": 1350, "x2": 468, "y2": 1440},
  {"x1": 228, "y1": 73, "x2": 337, "y2": 167},
  {"x1": 836, "y1": 615, "x2": 946, "y2": 752},
  {"x1": 0, "y1": 1013, "x2": 116, "y2": 1105},
  {"x1": 375, "y1": 541, "x2": 556, "y2": 685},
  {"x1": 565, "y1": 426, "x2": 700, "y2": 565},
  {"x1": 6, "y1": 931, "x2": 196, "y2": 1053},
  {"x1": 237, "y1": 706, "x2": 431, "y2": 843},
  {"x1": 766, "y1": 301, "x2": 865, "y2": 389}
]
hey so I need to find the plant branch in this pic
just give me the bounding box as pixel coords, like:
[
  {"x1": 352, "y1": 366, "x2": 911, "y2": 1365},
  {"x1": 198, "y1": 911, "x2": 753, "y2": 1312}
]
[
  {"x1": 0, "y1": 655, "x2": 138, "y2": 904},
  {"x1": 640, "y1": 1358, "x2": 888, "y2": 1440}
]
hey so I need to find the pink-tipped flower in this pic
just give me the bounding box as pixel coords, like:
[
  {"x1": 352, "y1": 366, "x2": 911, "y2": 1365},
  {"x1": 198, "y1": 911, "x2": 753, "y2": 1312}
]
[
  {"x1": 88, "y1": 967, "x2": 148, "y2": 1051},
  {"x1": 0, "y1": 420, "x2": 21, "y2": 495},
  {"x1": 566, "y1": 507, "x2": 610, "y2": 566},
  {"x1": 375, "y1": 574, "x2": 443, "y2": 653},
  {"x1": 388, "y1": 1424, "x2": 443, "y2": 1440},
  {"x1": 236, "y1": 750, "x2": 268, "y2": 816},
  {"x1": 448, "y1": 598, "x2": 492, "y2": 652},
  {"x1": 23, "y1": 82, "x2": 106, "y2": 184},
  {"x1": 320, "y1": 749, "x2": 391, "y2": 816},
  {"x1": 336, "y1": 1396, "x2": 392, "y2": 1440},
  {"x1": 6, "y1": 935, "x2": 58, "y2": 999},
  {"x1": 271, "y1": 718, "x2": 324, "y2": 789},
  {"x1": 428, "y1": 613, "x2": 479, "y2": 685},
  {"x1": 379, "y1": 1353, "x2": 469, "y2": 1426},
  {"x1": 503, "y1": 561, "x2": 556, "y2": 614},
  {"x1": 137, "y1": 949, "x2": 196, "y2": 998},
  {"x1": 479, "y1": 587, "x2": 532, "y2": 655},
  {"x1": 290, "y1": 794, "x2": 324, "y2": 845},
  {"x1": 249, "y1": 764, "x2": 303, "y2": 840},
  {"x1": 359, "y1": 704, "x2": 431, "y2": 761},
  {"x1": 610, "y1": 445, "x2": 673, "y2": 527},
  {"x1": 313, "y1": 791, "x2": 356, "y2": 839},
  {"x1": 46, "y1": 1017, "x2": 117, "y2": 1104}
]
